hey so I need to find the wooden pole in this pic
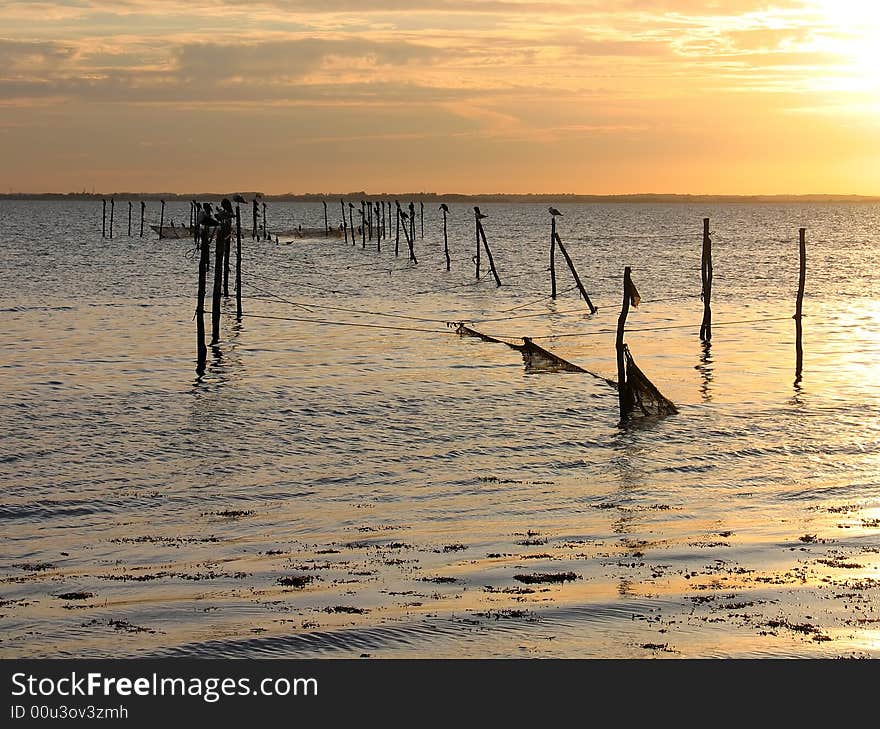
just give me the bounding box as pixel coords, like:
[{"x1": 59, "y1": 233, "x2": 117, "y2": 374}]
[
  {"x1": 222, "y1": 219, "x2": 230, "y2": 298},
  {"x1": 262, "y1": 203, "x2": 267, "y2": 239},
  {"x1": 159, "y1": 199, "x2": 165, "y2": 239},
  {"x1": 139, "y1": 201, "x2": 145, "y2": 237},
  {"x1": 420, "y1": 201, "x2": 424, "y2": 239},
  {"x1": 252, "y1": 200, "x2": 258, "y2": 240},
  {"x1": 700, "y1": 217, "x2": 712, "y2": 341},
  {"x1": 381, "y1": 201, "x2": 386, "y2": 240},
  {"x1": 127, "y1": 201, "x2": 132, "y2": 237},
  {"x1": 554, "y1": 232, "x2": 597, "y2": 313},
  {"x1": 795, "y1": 227, "x2": 806, "y2": 382},
  {"x1": 376, "y1": 203, "x2": 381, "y2": 252},
  {"x1": 196, "y1": 224, "x2": 210, "y2": 376},
  {"x1": 102, "y1": 199, "x2": 106, "y2": 238},
  {"x1": 109, "y1": 198, "x2": 115, "y2": 239},
  {"x1": 395, "y1": 202, "x2": 401, "y2": 256},
  {"x1": 368, "y1": 200, "x2": 373, "y2": 240},
  {"x1": 323, "y1": 200, "x2": 328, "y2": 236},
  {"x1": 616, "y1": 266, "x2": 633, "y2": 419},
  {"x1": 211, "y1": 220, "x2": 223, "y2": 345},
  {"x1": 550, "y1": 216, "x2": 557, "y2": 299},
  {"x1": 474, "y1": 209, "x2": 481, "y2": 279},
  {"x1": 402, "y1": 217, "x2": 418, "y2": 264},
  {"x1": 360, "y1": 208, "x2": 366, "y2": 249},
  {"x1": 340, "y1": 199, "x2": 347, "y2": 243},
  {"x1": 236, "y1": 206, "x2": 243, "y2": 320},
  {"x1": 442, "y1": 207, "x2": 450, "y2": 271},
  {"x1": 409, "y1": 202, "x2": 415, "y2": 244},
  {"x1": 477, "y1": 220, "x2": 501, "y2": 287},
  {"x1": 348, "y1": 204, "x2": 355, "y2": 246}
]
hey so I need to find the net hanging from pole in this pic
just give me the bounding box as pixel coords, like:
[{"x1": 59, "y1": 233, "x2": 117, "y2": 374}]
[{"x1": 623, "y1": 344, "x2": 678, "y2": 417}]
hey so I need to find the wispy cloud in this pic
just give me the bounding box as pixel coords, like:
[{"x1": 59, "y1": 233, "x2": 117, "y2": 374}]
[{"x1": 1, "y1": 1, "x2": 878, "y2": 193}]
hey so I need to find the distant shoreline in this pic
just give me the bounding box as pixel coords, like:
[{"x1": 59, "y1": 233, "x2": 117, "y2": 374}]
[{"x1": 2, "y1": 192, "x2": 879, "y2": 203}]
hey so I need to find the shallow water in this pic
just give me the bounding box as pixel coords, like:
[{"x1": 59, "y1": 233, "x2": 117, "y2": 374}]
[{"x1": 2, "y1": 199, "x2": 880, "y2": 658}]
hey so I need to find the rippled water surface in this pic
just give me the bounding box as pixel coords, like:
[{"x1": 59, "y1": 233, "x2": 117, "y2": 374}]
[{"x1": 2, "y1": 199, "x2": 880, "y2": 658}]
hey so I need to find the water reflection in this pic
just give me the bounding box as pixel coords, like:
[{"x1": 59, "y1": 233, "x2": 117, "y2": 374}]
[{"x1": 696, "y1": 340, "x2": 713, "y2": 402}]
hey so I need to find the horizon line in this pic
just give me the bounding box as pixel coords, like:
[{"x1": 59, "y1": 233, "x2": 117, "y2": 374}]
[{"x1": 3, "y1": 192, "x2": 880, "y2": 203}]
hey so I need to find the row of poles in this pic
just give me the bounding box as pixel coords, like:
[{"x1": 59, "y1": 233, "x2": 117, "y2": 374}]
[
  {"x1": 95, "y1": 197, "x2": 809, "y2": 394},
  {"x1": 314, "y1": 203, "x2": 810, "y2": 415},
  {"x1": 100, "y1": 198, "x2": 270, "y2": 241}
]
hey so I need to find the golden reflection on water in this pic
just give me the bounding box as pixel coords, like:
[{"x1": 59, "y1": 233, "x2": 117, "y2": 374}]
[{"x1": 3, "y1": 201, "x2": 880, "y2": 658}]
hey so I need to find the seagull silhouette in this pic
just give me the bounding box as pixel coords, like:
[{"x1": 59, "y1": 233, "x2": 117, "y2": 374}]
[
  {"x1": 474, "y1": 206, "x2": 488, "y2": 219},
  {"x1": 440, "y1": 203, "x2": 449, "y2": 213},
  {"x1": 549, "y1": 207, "x2": 562, "y2": 217}
]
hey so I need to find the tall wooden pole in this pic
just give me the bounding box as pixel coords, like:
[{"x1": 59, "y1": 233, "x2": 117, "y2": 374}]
[
  {"x1": 395, "y1": 202, "x2": 401, "y2": 256},
  {"x1": 323, "y1": 200, "x2": 328, "y2": 236},
  {"x1": 360, "y1": 209, "x2": 366, "y2": 249},
  {"x1": 222, "y1": 220, "x2": 230, "y2": 298},
  {"x1": 211, "y1": 221, "x2": 223, "y2": 345},
  {"x1": 348, "y1": 203, "x2": 355, "y2": 246},
  {"x1": 700, "y1": 217, "x2": 712, "y2": 341},
  {"x1": 139, "y1": 201, "x2": 145, "y2": 237},
  {"x1": 420, "y1": 201, "x2": 424, "y2": 239},
  {"x1": 102, "y1": 199, "x2": 106, "y2": 238},
  {"x1": 474, "y1": 209, "x2": 481, "y2": 279},
  {"x1": 159, "y1": 199, "x2": 165, "y2": 239},
  {"x1": 795, "y1": 227, "x2": 806, "y2": 382},
  {"x1": 616, "y1": 266, "x2": 633, "y2": 419},
  {"x1": 109, "y1": 198, "x2": 115, "y2": 239},
  {"x1": 550, "y1": 216, "x2": 557, "y2": 299},
  {"x1": 402, "y1": 217, "x2": 418, "y2": 264},
  {"x1": 477, "y1": 221, "x2": 501, "y2": 287},
  {"x1": 368, "y1": 200, "x2": 373, "y2": 240},
  {"x1": 409, "y1": 202, "x2": 415, "y2": 243},
  {"x1": 554, "y1": 232, "x2": 596, "y2": 313},
  {"x1": 127, "y1": 201, "x2": 132, "y2": 236},
  {"x1": 236, "y1": 206, "x2": 243, "y2": 321},
  {"x1": 442, "y1": 207, "x2": 450, "y2": 271},
  {"x1": 340, "y1": 199, "x2": 347, "y2": 243},
  {"x1": 262, "y1": 203, "x2": 267, "y2": 240},
  {"x1": 196, "y1": 224, "x2": 210, "y2": 376}
]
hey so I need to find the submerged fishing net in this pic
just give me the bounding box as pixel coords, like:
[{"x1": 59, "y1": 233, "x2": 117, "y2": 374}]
[
  {"x1": 453, "y1": 323, "x2": 617, "y2": 386},
  {"x1": 517, "y1": 337, "x2": 587, "y2": 374},
  {"x1": 623, "y1": 345, "x2": 678, "y2": 417}
]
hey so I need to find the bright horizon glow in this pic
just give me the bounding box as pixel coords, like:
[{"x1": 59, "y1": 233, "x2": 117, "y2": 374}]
[{"x1": 1, "y1": 1, "x2": 879, "y2": 195}]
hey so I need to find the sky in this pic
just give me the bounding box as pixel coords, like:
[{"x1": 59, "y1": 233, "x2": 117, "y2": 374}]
[{"x1": 1, "y1": 0, "x2": 880, "y2": 195}]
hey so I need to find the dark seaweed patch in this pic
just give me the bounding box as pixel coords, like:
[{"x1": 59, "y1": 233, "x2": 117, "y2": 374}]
[{"x1": 513, "y1": 572, "x2": 578, "y2": 584}]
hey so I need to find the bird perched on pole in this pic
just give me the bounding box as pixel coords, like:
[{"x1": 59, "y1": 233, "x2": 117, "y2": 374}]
[
  {"x1": 197, "y1": 202, "x2": 219, "y2": 227},
  {"x1": 548, "y1": 207, "x2": 562, "y2": 217},
  {"x1": 399, "y1": 210, "x2": 409, "y2": 220},
  {"x1": 474, "y1": 206, "x2": 488, "y2": 219},
  {"x1": 440, "y1": 203, "x2": 449, "y2": 213}
]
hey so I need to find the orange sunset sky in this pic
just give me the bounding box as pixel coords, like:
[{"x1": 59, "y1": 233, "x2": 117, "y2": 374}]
[{"x1": 1, "y1": 0, "x2": 879, "y2": 195}]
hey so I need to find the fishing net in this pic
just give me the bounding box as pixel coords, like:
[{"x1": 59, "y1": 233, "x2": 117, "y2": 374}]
[
  {"x1": 453, "y1": 323, "x2": 616, "y2": 386},
  {"x1": 452, "y1": 322, "x2": 508, "y2": 344},
  {"x1": 623, "y1": 345, "x2": 678, "y2": 417},
  {"x1": 517, "y1": 337, "x2": 586, "y2": 374}
]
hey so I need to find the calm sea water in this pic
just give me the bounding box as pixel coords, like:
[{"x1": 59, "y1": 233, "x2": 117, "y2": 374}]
[{"x1": 2, "y1": 199, "x2": 880, "y2": 658}]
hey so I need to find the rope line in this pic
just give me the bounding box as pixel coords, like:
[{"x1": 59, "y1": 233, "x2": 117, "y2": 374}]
[{"x1": 244, "y1": 275, "x2": 454, "y2": 325}]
